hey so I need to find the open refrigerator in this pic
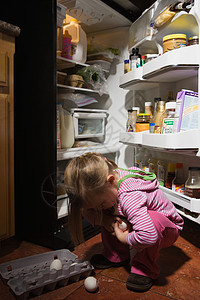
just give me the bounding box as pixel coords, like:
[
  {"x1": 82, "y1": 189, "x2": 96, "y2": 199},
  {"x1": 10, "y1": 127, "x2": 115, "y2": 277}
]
[
  {"x1": 57, "y1": 0, "x2": 200, "y2": 228},
  {"x1": 0, "y1": 0, "x2": 199, "y2": 250}
]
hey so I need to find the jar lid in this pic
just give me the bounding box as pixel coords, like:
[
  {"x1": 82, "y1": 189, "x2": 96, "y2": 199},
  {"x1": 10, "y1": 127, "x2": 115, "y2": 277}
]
[
  {"x1": 166, "y1": 102, "x2": 176, "y2": 110},
  {"x1": 145, "y1": 102, "x2": 152, "y2": 106},
  {"x1": 163, "y1": 34, "x2": 187, "y2": 42},
  {"x1": 138, "y1": 113, "x2": 151, "y2": 116},
  {"x1": 188, "y1": 167, "x2": 200, "y2": 170}
]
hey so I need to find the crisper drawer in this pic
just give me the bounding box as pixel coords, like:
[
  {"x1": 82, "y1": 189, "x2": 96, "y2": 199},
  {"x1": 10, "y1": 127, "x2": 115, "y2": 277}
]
[{"x1": 72, "y1": 111, "x2": 107, "y2": 139}]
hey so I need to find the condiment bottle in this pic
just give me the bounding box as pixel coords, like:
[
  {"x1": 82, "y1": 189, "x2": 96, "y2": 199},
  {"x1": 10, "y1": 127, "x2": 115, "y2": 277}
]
[
  {"x1": 136, "y1": 113, "x2": 150, "y2": 132},
  {"x1": 154, "y1": 100, "x2": 167, "y2": 134},
  {"x1": 157, "y1": 160, "x2": 167, "y2": 186},
  {"x1": 141, "y1": 55, "x2": 145, "y2": 66},
  {"x1": 184, "y1": 167, "x2": 200, "y2": 198},
  {"x1": 145, "y1": 102, "x2": 153, "y2": 118},
  {"x1": 165, "y1": 163, "x2": 176, "y2": 189},
  {"x1": 172, "y1": 163, "x2": 185, "y2": 194},
  {"x1": 162, "y1": 101, "x2": 176, "y2": 134},
  {"x1": 149, "y1": 97, "x2": 160, "y2": 133},
  {"x1": 124, "y1": 59, "x2": 130, "y2": 73},
  {"x1": 129, "y1": 48, "x2": 141, "y2": 70},
  {"x1": 61, "y1": 29, "x2": 72, "y2": 59},
  {"x1": 126, "y1": 107, "x2": 139, "y2": 132},
  {"x1": 148, "y1": 157, "x2": 158, "y2": 175}
]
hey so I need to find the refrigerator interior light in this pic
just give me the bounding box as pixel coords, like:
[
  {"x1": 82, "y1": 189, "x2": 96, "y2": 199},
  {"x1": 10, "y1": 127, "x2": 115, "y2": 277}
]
[{"x1": 58, "y1": 0, "x2": 109, "y2": 25}]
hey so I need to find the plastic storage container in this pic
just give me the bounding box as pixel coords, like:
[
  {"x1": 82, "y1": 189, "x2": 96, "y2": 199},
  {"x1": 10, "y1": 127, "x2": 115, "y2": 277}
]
[
  {"x1": 163, "y1": 34, "x2": 187, "y2": 53},
  {"x1": 63, "y1": 19, "x2": 87, "y2": 63}
]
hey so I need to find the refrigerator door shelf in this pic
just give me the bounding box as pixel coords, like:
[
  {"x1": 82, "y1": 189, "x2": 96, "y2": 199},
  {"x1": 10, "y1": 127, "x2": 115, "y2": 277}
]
[
  {"x1": 159, "y1": 186, "x2": 200, "y2": 214},
  {"x1": 119, "y1": 129, "x2": 200, "y2": 153},
  {"x1": 159, "y1": 186, "x2": 200, "y2": 225}
]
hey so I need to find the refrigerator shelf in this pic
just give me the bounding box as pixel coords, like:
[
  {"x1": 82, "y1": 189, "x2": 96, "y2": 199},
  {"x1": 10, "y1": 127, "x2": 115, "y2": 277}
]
[
  {"x1": 57, "y1": 83, "x2": 109, "y2": 95},
  {"x1": 119, "y1": 45, "x2": 200, "y2": 88},
  {"x1": 159, "y1": 186, "x2": 200, "y2": 214},
  {"x1": 56, "y1": 56, "x2": 88, "y2": 71},
  {"x1": 119, "y1": 129, "x2": 200, "y2": 153},
  {"x1": 57, "y1": 144, "x2": 119, "y2": 161}
]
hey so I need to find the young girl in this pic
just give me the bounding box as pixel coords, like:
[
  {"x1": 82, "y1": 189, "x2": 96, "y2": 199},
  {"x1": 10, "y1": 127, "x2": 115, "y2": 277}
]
[{"x1": 64, "y1": 152, "x2": 184, "y2": 292}]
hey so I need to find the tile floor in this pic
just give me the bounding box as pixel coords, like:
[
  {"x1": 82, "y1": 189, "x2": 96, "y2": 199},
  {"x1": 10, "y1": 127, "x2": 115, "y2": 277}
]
[{"x1": 0, "y1": 218, "x2": 200, "y2": 300}]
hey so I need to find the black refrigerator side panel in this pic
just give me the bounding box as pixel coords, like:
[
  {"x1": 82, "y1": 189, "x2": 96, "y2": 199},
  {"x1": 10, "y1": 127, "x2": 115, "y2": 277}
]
[{"x1": 0, "y1": 1, "x2": 58, "y2": 247}]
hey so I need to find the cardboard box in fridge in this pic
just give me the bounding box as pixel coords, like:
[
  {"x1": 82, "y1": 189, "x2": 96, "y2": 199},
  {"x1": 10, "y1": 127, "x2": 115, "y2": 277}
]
[{"x1": 173, "y1": 90, "x2": 198, "y2": 132}]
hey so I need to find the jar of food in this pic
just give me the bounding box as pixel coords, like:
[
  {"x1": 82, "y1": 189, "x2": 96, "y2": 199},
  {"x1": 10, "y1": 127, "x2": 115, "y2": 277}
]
[
  {"x1": 163, "y1": 34, "x2": 187, "y2": 53},
  {"x1": 187, "y1": 36, "x2": 199, "y2": 46},
  {"x1": 185, "y1": 167, "x2": 200, "y2": 199},
  {"x1": 124, "y1": 59, "x2": 130, "y2": 73},
  {"x1": 136, "y1": 113, "x2": 150, "y2": 132}
]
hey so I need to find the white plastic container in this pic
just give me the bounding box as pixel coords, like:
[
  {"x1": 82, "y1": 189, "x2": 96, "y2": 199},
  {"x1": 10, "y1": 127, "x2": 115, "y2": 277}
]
[
  {"x1": 57, "y1": 104, "x2": 75, "y2": 148},
  {"x1": 63, "y1": 19, "x2": 87, "y2": 63}
]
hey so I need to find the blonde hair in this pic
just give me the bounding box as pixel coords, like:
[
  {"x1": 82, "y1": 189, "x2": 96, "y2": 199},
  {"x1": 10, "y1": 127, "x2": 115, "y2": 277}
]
[{"x1": 64, "y1": 152, "x2": 118, "y2": 246}]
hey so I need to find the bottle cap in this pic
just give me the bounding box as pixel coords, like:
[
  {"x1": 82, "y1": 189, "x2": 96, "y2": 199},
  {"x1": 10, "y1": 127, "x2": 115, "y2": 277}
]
[
  {"x1": 145, "y1": 102, "x2": 152, "y2": 106},
  {"x1": 131, "y1": 107, "x2": 140, "y2": 113},
  {"x1": 188, "y1": 167, "x2": 200, "y2": 171},
  {"x1": 166, "y1": 102, "x2": 176, "y2": 110},
  {"x1": 132, "y1": 48, "x2": 139, "y2": 54}
]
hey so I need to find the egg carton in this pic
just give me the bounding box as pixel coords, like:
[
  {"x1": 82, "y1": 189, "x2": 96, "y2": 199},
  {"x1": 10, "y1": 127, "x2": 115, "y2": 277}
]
[{"x1": 0, "y1": 249, "x2": 93, "y2": 300}]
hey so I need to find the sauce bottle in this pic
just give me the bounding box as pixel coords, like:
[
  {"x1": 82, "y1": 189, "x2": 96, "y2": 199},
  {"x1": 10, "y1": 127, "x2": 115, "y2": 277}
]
[
  {"x1": 172, "y1": 163, "x2": 185, "y2": 194},
  {"x1": 165, "y1": 163, "x2": 176, "y2": 189},
  {"x1": 126, "y1": 107, "x2": 139, "y2": 132},
  {"x1": 185, "y1": 167, "x2": 200, "y2": 198},
  {"x1": 129, "y1": 48, "x2": 141, "y2": 70},
  {"x1": 154, "y1": 100, "x2": 167, "y2": 134}
]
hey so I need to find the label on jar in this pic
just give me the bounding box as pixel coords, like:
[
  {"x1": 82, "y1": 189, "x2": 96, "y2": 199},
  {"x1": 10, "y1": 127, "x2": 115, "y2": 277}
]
[
  {"x1": 172, "y1": 183, "x2": 185, "y2": 193},
  {"x1": 185, "y1": 186, "x2": 200, "y2": 198},
  {"x1": 136, "y1": 123, "x2": 149, "y2": 132}
]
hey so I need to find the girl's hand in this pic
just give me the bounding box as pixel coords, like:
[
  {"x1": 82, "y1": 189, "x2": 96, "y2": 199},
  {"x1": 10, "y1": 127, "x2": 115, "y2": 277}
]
[{"x1": 114, "y1": 218, "x2": 130, "y2": 244}]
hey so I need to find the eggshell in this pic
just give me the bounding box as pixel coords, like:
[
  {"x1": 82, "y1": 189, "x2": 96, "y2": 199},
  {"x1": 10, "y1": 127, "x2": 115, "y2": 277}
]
[
  {"x1": 84, "y1": 276, "x2": 98, "y2": 292},
  {"x1": 50, "y1": 259, "x2": 62, "y2": 271},
  {"x1": 119, "y1": 221, "x2": 128, "y2": 231}
]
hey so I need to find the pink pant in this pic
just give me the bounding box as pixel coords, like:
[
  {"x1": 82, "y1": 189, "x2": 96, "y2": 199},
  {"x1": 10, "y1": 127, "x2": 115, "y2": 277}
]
[{"x1": 101, "y1": 210, "x2": 180, "y2": 279}]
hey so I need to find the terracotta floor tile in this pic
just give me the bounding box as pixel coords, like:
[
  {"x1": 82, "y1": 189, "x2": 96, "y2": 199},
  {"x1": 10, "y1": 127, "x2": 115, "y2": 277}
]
[
  {"x1": 0, "y1": 218, "x2": 200, "y2": 300},
  {"x1": 66, "y1": 274, "x2": 168, "y2": 300}
]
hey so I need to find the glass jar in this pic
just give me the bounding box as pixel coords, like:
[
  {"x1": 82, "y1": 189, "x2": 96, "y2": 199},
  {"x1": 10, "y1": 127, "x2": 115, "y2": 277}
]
[
  {"x1": 187, "y1": 36, "x2": 199, "y2": 46},
  {"x1": 136, "y1": 113, "x2": 150, "y2": 132},
  {"x1": 184, "y1": 167, "x2": 200, "y2": 198},
  {"x1": 163, "y1": 34, "x2": 187, "y2": 53},
  {"x1": 126, "y1": 107, "x2": 140, "y2": 132}
]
